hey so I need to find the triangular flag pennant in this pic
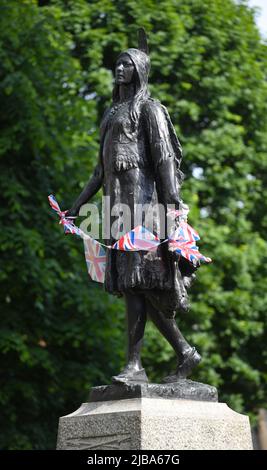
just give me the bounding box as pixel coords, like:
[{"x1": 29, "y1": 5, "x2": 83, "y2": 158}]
[
  {"x1": 169, "y1": 220, "x2": 200, "y2": 243},
  {"x1": 83, "y1": 237, "x2": 106, "y2": 283},
  {"x1": 48, "y1": 194, "x2": 82, "y2": 237},
  {"x1": 169, "y1": 221, "x2": 211, "y2": 265},
  {"x1": 112, "y1": 225, "x2": 160, "y2": 251},
  {"x1": 49, "y1": 195, "x2": 212, "y2": 282}
]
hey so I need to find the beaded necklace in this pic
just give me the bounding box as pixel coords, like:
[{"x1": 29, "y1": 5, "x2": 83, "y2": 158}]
[{"x1": 109, "y1": 99, "x2": 131, "y2": 117}]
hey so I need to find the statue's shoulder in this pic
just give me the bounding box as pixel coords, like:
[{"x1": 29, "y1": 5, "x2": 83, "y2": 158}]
[
  {"x1": 141, "y1": 97, "x2": 164, "y2": 112},
  {"x1": 141, "y1": 97, "x2": 167, "y2": 121}
]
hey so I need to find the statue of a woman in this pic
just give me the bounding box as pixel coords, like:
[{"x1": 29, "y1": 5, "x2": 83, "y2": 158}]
[{"x1": 66, "y1": 30, "x2": 201, "y2": 384}]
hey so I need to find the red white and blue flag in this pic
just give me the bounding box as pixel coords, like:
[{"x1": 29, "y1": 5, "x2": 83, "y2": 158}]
[
  {"x1": 48, "y1": 194, "x2": 82, "y2": 237},
  {"x1": 49, "y1": 195, "x2": 211, "y2": 283},
  {"x1": 169, "y1": 221, "x2": 211, "y2": 265},
  {"x1": 48, "y1": 195, "x2": 106, "y2": 283},
  {"x1": 83, "y1": 237, "x2": 106, "y2": 284},
  {"x1": 170, "y1": 220, "x2": 200, "y2": 243},
  {"x1": 169, "y1": 240, "x2": 211, "y2": 265},
  {"x1": 112, "y1": 225, "x2": 160, "y2": 251}
]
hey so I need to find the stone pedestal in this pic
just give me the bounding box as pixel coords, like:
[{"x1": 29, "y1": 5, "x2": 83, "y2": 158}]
[{"x1": 57, "y1": 382, "x2": 252, "y2": 450}]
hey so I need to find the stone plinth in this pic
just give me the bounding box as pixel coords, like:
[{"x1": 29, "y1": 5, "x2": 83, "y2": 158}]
[
  {"x1": 88, "y1": 380, "x2": 218, "y2": 403},
  {"x1": 57, "y1": 382, "x2": 252, "y2": 450}
]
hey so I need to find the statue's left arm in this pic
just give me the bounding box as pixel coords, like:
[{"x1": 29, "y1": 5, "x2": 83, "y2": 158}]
[
  {"x1": 143, "y1": 100, "x2": 182, "y2": 209},
  {"x1": 143, "y1": 100, "x2": 197, "y2": 278}
]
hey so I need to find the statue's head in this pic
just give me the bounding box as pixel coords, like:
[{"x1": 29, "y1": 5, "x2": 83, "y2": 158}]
[
  {"x1": 113, "y1": 28, "x2": 150, "y2": 103},
  {"x1": 115, "y1": 53, "x2": 136, "y2": 86}
]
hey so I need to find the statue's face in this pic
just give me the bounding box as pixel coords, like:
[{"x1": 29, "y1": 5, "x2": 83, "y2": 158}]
[{"x1": 115, "y1": 54, "x2": 135, "y2": 85}]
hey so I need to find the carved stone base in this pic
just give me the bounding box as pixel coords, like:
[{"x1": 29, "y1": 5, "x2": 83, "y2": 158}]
[{"x1": 57, "y1": 386, "x2": 252, "y2": 450}]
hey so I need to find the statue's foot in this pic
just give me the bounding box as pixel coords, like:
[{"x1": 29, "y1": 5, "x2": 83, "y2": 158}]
[
  {"x1": 112, "y1": 364, "x2": 148, "y2": 384},
  {"x1": 162, "y1": 348, "x2": 201, "y2": 383}
]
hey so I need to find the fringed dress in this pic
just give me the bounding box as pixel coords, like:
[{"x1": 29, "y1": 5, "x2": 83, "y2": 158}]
[{"x1": 100, "y1": 97, "x2": 194, "y2": 317}]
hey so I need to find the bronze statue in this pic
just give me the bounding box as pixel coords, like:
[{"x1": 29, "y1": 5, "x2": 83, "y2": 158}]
[{"x1": 66, "y1": 29, "x2": 201, "y2": 384}]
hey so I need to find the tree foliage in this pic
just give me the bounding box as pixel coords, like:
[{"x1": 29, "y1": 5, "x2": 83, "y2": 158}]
[{"x1": 1, "y1": 0, "x2": 267, "y2": 448}]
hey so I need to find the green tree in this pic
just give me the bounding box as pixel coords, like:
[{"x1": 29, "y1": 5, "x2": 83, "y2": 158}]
[
  {"x1": 1, "y1": 0, "x2": 267, "y2": 449},
  {"x1": 0, "y1": 0, "x2": 125, "y2": 449}
]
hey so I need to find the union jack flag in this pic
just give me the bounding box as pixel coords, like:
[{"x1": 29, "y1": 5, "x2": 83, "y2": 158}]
[
  {"x1": 48, "y1": 194, "x2": 211, "y2": 283},
  {"x1": 169, "y1": 240, "x2": 211, "y2": 265},
  {"x1": 112, "y1": 225, "x2": 160, "y2": 251},
  {"x1": 170, "y1": 220, "x2": 200, "y2": 243},
  {"x1": 48, "y1": 194, "x2": 107, "y2": 283},
  {"x1": 169, "y1": 221, "x2": 211, "y2": 265},
  {"x1": 83, "y1": 237, "x2": 106, "y2": 283},
  {"x1": 48, "y1": 194, "x2": 82, "y2": 236}
]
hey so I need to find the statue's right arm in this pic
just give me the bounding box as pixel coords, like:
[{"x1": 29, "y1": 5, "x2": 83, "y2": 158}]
[{"x1": 66, "y1": 162, "x2": 103, "y2": 217}]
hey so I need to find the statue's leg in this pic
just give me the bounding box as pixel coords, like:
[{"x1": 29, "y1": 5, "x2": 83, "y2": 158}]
[
  {"x1": 112, "y1": 291, "x2": 148, "y2": 384},
  {"x1": 146, "y1": 299, "x2": 191, "y2": 361},
  {"x1": 146, "y1": 300, "x2": 201, "y2": 381}
]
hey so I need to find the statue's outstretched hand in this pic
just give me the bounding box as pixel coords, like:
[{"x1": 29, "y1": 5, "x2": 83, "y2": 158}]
[{"x1": 64, "y1": 207, "x2": 79, "y2": 218}]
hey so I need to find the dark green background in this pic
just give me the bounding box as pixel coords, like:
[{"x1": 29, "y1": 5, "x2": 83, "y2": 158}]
[{"x1": 1, "y1": 0, "x2": 267, "y2": 449}]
